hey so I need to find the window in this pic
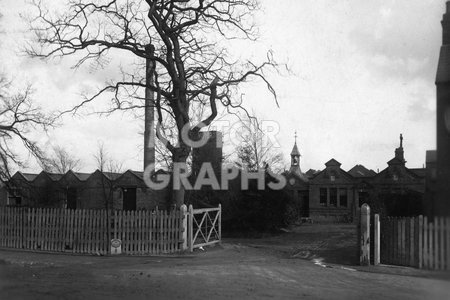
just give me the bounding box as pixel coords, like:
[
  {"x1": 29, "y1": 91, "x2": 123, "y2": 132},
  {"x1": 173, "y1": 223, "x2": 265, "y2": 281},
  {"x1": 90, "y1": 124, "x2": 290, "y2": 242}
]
[
  {"x1": 329, "y1": 188, "x2": 337, "y2": 207},
  {"x1": 339, "y1": 188, "x2": 348, "y2": 207},
  {"x1": 7, "y1": 188, "x2": 22, "y2": 207},
  {"x1": 319, "y1": 188, "x2": 327, "y2": 206}
]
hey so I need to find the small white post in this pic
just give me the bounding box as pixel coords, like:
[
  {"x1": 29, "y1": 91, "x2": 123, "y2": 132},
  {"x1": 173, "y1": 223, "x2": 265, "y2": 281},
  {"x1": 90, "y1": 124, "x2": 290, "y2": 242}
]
[
  {"x1": 218, "y1": 204, "x2": 222, "y2": 243},
  {"x1": 374, "y1": 214, "x2": 380, "y2": 265},
  {"x1": 180, "y1": 204, "x2": 188, "y2": 251},
  {"x1": 360, "y1": 203, "x2": 370, "y2": 266}
]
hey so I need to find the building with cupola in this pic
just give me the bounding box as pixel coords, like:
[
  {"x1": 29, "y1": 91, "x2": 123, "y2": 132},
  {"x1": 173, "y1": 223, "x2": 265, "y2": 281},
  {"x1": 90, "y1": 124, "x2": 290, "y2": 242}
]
[
  {"x1": 284, "y1": 134, "x2": 426, "y2": 223},
  {"x1": 284, "y1": 133, "x2": 310, "y2": 219}
]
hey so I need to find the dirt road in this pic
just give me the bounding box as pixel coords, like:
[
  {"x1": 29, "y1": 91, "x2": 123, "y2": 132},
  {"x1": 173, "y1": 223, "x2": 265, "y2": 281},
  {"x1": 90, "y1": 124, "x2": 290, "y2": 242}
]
[{"x1": 0, "y1": 225, "x2": 448, "y2": 299}]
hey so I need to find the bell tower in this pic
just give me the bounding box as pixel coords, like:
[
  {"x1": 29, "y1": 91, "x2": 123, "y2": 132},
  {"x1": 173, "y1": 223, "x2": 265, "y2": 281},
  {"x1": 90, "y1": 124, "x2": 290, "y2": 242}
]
[
  {"x1": 290, "y1": 131, "x2": 301, "y2": 173},
  {"x1": 435, "y1": 1, "x2": 450, "y2": 216}
]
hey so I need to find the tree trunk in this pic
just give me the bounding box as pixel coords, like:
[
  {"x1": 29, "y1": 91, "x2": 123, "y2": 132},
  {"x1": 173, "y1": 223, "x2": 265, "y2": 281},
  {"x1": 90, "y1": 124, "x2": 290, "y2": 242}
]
[{"x1": 171, "y1": 147, "x2": 190, "y2": 209}]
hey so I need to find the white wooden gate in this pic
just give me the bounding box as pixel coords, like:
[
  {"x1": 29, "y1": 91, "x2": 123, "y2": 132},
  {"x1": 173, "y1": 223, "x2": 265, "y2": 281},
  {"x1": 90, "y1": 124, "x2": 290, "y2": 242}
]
[{"x1": 188, "y1": 205, "x2": 221, "y2": 251}]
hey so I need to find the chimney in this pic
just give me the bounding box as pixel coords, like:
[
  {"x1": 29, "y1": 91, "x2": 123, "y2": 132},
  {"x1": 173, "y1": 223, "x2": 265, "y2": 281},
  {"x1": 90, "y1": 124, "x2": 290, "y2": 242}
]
[
  {"x1": 144, "y1": 44, "x2": 156, "y2": 173},
  {"x1": 394, "y1": 134, "x2": 406, "y2": 164},
  {"x1": 443, "y1": 1, "x2": 450, "y2": 45}
]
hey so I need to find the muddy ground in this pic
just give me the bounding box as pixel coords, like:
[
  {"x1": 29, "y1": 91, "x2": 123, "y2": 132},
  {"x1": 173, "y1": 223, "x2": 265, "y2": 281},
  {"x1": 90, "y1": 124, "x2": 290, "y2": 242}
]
[{"x1": 0, "y1": 224, "x2": 448, "y2": 299}]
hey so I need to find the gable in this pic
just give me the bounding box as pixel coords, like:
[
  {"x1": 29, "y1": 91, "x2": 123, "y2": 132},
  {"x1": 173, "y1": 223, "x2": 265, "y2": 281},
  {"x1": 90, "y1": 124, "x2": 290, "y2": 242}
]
[
  {"x1": 59, "y1": 171, "x2": 83, "y2": 187},
  {"x1": 115, "y1": 170, "x2": 145, "y2": 187},
  {"x1": 372, "y1": 165, "x2": 424, "y2": 185},
  {"x1": 309, "y1": 167, "x2": 354, "y2": 184},
  {"x1": 33, "y1": 172, "x2": 54, "y2": 186}
]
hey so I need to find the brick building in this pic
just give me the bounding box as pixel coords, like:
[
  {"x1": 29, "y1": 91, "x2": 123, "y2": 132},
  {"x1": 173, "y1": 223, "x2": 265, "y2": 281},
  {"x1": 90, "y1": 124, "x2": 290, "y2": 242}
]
[{"x1": 285, "y1": 135, "x2": 426, "y2": 223}]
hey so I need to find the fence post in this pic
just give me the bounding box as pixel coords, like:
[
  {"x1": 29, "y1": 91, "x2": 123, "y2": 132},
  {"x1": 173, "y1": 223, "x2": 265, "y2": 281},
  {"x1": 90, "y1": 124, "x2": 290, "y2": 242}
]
[
  {"x1": 188, "y1": 204, "x2": 193, "y2": 252},
  {"x1": 180, "y1": 205, "x2": 188, "y2": 251},
  {"x1": 417, "y1": 215, "x2": 423, "y2": 269},
  {"x1": 374, "y1": 214, "x2": 380, "y2": 265},
  {"x1": 360, "y1": 203, "x2": 370, "y2": 266}
]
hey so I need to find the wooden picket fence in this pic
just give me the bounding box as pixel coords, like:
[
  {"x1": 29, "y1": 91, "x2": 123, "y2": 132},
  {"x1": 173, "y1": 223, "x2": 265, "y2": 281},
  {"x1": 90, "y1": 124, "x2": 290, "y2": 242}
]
[
  {"x1": 112, "y1": 209, "x2": 184, "y2": 255},
  {"x1": 0, "y1": 207, "x2": 185, "y2": 255},
  {"x1": 379, "y1": 215, "x2": 450, "y2": 270}
]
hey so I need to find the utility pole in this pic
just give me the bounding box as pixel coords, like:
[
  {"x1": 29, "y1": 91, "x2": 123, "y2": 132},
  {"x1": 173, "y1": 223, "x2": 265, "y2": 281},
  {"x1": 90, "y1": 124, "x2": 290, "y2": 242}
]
[{"x1": 144, "y1": 44, "x2": 156, "y2": 174}]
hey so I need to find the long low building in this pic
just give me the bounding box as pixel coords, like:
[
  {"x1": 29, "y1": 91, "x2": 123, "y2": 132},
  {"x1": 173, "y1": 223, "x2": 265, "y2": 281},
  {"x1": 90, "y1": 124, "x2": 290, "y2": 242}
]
[{"x1": 0, "y1": 169, "x2": 168, "y2": 211}]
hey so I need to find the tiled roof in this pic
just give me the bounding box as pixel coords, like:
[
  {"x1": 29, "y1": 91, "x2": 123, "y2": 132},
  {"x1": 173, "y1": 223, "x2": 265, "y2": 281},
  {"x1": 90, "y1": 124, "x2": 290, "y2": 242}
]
[
  {"x1": 73, "y1": 172, "x2": 91, "y2": 181},
  {"x1": 348, "y1": 165, "x2": 377, "y2": 178},
  {"x1": 21, "y1": 173, "x2": 38, "y2": 181},
  {"x1": 305, "y1": 169, "x2": 320, "y2": 178},
  {"x1": 129, "y1": 170, "x2": 144, "y2": 180},
  {"x1": 436, "y1": 45, "x2": 450, "y2": 83},
  {"x1": 325, "y1": 158, "x2": 341, "y2": 167},
  {"x1": 46, "y1": 173, "x2": 64, "y2": 181},
  {"x1": 102, "y1": 172, "x2": 122, "y2": 181}
]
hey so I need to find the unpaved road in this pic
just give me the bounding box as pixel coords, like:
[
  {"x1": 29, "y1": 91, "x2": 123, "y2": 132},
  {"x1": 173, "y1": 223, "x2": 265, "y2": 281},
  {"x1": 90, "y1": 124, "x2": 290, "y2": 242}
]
[{"x1": 0, "y1": 225, "x2": 448, "y2": 300}]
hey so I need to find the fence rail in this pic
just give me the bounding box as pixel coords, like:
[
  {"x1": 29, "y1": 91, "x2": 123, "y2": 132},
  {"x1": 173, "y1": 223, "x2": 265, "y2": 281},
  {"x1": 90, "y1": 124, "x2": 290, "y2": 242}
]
[
  {"x1": 379, "y1": 215, "x2": 450, "y2": 270},
  {"x1": 0, "y1": 207, "x2": 185, "y2": 255},
  {"x1": 188, "y1": 204, "x2": 221, "y2": 251}
]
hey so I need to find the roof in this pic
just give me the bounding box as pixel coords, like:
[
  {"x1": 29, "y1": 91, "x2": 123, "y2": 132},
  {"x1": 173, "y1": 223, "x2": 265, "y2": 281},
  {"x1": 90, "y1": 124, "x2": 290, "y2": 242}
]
[
  {"x1": 348, "y1": 165, "x2": 377, "y2": 178},
  {"x1": 436, "y1": 45, "x2": 450, "y2": 83},
  {"x1": 305, "y1": 169, "x2": 320, "y2": 178},
  {"x1": 409, "y1": 168, "x2": 426, "y2": 178},
  {"x1": 73, "y1": 172, "x2": 91, "y2": 181},
  {"x1": 45, "y1": 172, "x2": 64, "y2": 181},
  {"x1": 20, "y1": 172, "x2": 38, "y2": 181},
  {"x1": 129, "y1": 170, "x2": 144, "y2": 180},
  {"x1": 102, "y1": 172, "x2": 122, "y2": 181},
  {"x1": 387, "y1": 156, "x2": 405, "y2": 166},
  {"x1": 288, "y1": 165, "x2": 308, "y2": 182},
  {"x1": 325, "y1": 158, "x2": 341, "y2": 167},
  {"x1": 290, "y1": 142, "x2": 300, "y2": 156}
]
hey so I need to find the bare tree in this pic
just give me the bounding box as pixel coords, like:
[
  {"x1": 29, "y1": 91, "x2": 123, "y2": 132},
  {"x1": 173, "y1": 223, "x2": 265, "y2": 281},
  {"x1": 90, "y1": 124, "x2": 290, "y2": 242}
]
[
  {"x1": 234, "y1": 115, "x2": 285, "y2": 173},
  {"x1": 93, "y1": 141, "x2": 122, "y2": 244},
  {"x1": 28, "y1": 0, "x2": 281, "y2": 207},
  {"x1": 0, "y1": 78, "x2": 54, "y2": 181},
  {"x1": 44, "y1": 146, "x2": 82, "y2": 173},
  {"x1": 94, "y1": 141, "x2": 124, "y2": 174}
]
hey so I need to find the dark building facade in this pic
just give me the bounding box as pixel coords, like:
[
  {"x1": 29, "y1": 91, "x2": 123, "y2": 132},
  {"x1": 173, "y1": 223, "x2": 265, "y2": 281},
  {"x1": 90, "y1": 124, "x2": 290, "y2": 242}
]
[
  {"x1": 435, "y1": 1, "x2": 450, "y2": 216},
  {"x1": 285, "y1": 135, "x2": 426, "y2": 223},
  {"x1": 0, "y1": 130, "x2": 223, "y2": 211}
]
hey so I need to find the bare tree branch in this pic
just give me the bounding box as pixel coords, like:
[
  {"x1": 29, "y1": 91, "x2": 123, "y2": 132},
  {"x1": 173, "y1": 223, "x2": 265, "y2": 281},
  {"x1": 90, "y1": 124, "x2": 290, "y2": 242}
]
[{"x1": 27, "y1": 0, "x2": 283, "y2": 206}]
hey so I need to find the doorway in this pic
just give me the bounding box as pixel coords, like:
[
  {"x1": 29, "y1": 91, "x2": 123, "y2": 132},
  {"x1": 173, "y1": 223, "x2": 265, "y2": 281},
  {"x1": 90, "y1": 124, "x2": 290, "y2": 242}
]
[
  {"x1": 67, "y1": 188, "x2": 77, "y2": 209},
  {"x1": 122, "y1": 188, "x2": 137, "y2": 211}
]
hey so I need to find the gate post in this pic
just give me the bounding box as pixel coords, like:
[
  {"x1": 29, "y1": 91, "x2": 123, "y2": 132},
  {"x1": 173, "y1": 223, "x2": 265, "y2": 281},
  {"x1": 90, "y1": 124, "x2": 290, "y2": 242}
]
[
  {"x1": 180, "y1": 205, "x2": 188, "y2": 251},
  {"x1": 360, "y1": 203, "x2": 370, "y2": 266},
  {"x1": 188, "y1": 204, "x2": 193, "y2": 252},
  {"x1": 218, "y1": 204, "x2": 222, "y2": 243},
  {"x1": 374, "y1": 214, "x2": 380, "y2": 265}
]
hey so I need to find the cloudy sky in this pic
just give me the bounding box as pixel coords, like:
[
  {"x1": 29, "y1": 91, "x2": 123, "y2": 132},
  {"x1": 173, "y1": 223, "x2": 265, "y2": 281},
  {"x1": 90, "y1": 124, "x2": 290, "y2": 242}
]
[{"x1": 0, "y1": 0, "x2": 447, "y2": 174}]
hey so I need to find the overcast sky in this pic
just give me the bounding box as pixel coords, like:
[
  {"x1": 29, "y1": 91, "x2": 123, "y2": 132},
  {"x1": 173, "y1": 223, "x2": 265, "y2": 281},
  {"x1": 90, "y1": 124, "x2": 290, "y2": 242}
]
[{"x1": 0, "y1": 0, "x2": 447, "y2": 174}]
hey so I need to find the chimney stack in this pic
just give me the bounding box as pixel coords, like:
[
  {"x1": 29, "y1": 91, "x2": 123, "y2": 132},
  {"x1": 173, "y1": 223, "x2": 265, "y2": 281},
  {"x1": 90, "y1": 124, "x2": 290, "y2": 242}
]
[
  {"x1": 144, "y1": 44, "x2": 156, "y2": 174},
  {"x1": 443, "y1": 1, "x2": 450, "y2": 45}
]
